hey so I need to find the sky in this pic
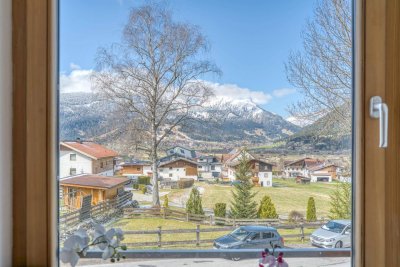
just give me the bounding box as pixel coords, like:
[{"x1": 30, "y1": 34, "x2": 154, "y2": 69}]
[{"x1": 60, "y1": 0, "x2": 316, "y2": 118}]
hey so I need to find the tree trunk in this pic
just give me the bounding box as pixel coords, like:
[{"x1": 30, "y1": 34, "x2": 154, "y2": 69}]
[{"x1": 151, "y1": 129, "x2": 160, "y2": 207}]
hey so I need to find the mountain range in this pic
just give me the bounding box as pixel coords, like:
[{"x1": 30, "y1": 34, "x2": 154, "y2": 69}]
[{"x1": 60, "y1": 92, "x2": 302, "y2": 153}]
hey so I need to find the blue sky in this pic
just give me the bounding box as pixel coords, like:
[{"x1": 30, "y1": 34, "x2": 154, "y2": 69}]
[{"x1": 60, "y1": 0, "x2": 315, "y2": 117}]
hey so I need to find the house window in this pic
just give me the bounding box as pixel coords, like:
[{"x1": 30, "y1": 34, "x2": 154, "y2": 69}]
[
  {"x1": 180, "y1": 149, "x2": 184, "y2": 154},
  {"x1": 70, "y1": 153, "x2": 76, "y2": 161},
  {"x1": 169, "y1": 174, "x2": 172, "y2": 178},
  {"x1": 211, "y1": 165, "x2": 215, "y2": 170},
  {"x1": 137, "y1": 167, "x2": 141, "y2": 171},
  {"x1": 69, "y1": 168, "x2": 76, "y2": 176},
  {"x1": 169, "y1": 167, "x2": 172, "y2": 170},
  {"x1": 100, "y1": 162, "x2": 104, "y2": 168}
]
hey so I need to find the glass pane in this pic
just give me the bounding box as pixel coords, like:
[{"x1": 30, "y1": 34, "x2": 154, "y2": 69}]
[{"x1": 59, "y1": 0, "x2": 353, "y2": 266}]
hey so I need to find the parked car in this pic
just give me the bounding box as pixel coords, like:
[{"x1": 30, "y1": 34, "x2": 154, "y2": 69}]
[
  {"x1": 213, "y1": 226, "x2": 284, "y2": 249},
  {"x1": 310, "y1": 219, "x2": 351, "y2": 248}
]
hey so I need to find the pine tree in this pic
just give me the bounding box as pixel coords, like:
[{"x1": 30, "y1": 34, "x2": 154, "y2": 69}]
[
  {"x1": 230, "y1": 151, "x2": 258, "y2": 219},
  {"x1": 329, "y1": 182, "x2": 352, "y2": 219},
  {"x1": 186, "y1": 187, "x2": 204, "y2": 215},
  {"x1": 258, "y1": 195, "x2": 278, "y2": 219},
  {"x1": 306, "y1": 197, "x2": 317, "y2": 222}
]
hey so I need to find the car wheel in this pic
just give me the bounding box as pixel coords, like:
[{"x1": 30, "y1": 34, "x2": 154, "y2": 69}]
[{"x1": 335, "y1": 241, "x2": 343, "y2": 248}]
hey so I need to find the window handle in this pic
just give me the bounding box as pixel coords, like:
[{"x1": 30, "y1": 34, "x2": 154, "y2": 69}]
[{"x1": 370, "y1": 96, "x2": 388, "y2": 148}]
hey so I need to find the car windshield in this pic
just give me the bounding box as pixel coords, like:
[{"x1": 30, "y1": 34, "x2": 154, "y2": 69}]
[
  {"x1": 322, "y1": 221, "x2": 347, "y2": 233},
  {"x1": 229, "y1": 228, "x2": 250, "y2": 241}
]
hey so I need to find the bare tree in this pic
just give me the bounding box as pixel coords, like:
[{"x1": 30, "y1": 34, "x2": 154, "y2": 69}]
[
  {"x1": 285, "y1": 0, "x2": 352, "y2": 135},
  {"x1": 92, "y1": 3, "x2": 220, "y2": 206}
]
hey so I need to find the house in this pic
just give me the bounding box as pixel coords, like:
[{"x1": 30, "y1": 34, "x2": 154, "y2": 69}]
[
  {"x1": 196, "y1": 155, "x2": 223, "y2": 179},
  {"x1": 284, "y1": 158, "x2": 340, "y2": 182},
  {"x1": 59, "y1": 140, "x2": 118, "y2": 178},
  {"x1": 60, "y1": 174, "x2": 129, "y2": 209},
  {"x1": 222, "y1": 150, "x2": 274, "y2": 187},
  {"x1": 283, "y1": 158, "x2": 324, "y2": 178},
  {"x1": 161, "y1": 145, "x2": 196, "y2": 162},
  {"x1": 158, "y1": 158, "x2": 198, "y2": 181},
  {"x1": 120, "y1": 160, "x2": 152, "y2": 177}
]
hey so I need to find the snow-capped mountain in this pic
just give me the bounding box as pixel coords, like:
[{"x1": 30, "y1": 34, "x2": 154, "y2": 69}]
[{"x1": 59, "y1": 92, "x2": 301, "y2": 152}]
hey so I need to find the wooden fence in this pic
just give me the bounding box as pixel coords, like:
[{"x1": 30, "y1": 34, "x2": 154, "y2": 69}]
[
  {"x1": 122, "y1": 223, "x2": 324, "y2": 248},
  {"x1": 123, "y1": 207, "x2": 326, "y2": 227}
]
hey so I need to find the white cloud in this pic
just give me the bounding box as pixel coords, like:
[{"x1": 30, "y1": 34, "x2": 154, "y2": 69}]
[
  {"x1": 60, "y1": 69, "x2": 93, "y2": 93},
  {"x1": 69, "y1": 63, "x2": 81, "y2": 70},
  {"x1": 205, "y1": 82, "x2": 272, "y2": 105},
  {"x1": 272, "y1": 88, "x2": 296, "y2": 98}
]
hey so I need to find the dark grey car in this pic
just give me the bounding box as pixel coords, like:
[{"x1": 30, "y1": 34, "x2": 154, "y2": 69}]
[{"x1": 213, "y1": 225, "x2": 284, "y2": 249}]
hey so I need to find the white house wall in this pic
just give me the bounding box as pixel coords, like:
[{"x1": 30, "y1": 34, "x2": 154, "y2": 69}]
[
  {"x1": 158, "y1": 167, "x2": 197, "y2": 181},
  {"x1": 59, "y1": 150, "x2": 93, "y2": 178},
  {"x1": 258, "y1": 172, "x2": 272, "y2": 187}
]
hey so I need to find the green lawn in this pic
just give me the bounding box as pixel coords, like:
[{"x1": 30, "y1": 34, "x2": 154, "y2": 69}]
[
  {"x1": 109, "y1": 217, "x2": 318, "y2": 249},
  {"x1": 167, "y1": 178, "x2": 338, "y2": 218}
]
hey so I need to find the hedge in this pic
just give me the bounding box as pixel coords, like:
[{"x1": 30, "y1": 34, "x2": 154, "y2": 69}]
[
  {"x1": 214, "y1": 203, "x2": 227, "y2": 217},
  {"x1": 178, "y1": 178, "x2": 195, "y2": 189},
  {"x1": 138, "y1": 184, "x2": 147, "y2": 194},
  {"x1": 138, "y1": 176, "x2": 151, "y2": 185}
]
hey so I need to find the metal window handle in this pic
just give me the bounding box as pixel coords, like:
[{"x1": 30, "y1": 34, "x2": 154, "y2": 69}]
[{"x1": 370, "y1": 96, "x2": 388, "y2": 148}]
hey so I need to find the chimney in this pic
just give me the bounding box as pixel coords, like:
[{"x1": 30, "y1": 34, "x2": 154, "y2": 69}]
[{"x1": 76, "y1": 137, "x2": 83, "y2": 144}]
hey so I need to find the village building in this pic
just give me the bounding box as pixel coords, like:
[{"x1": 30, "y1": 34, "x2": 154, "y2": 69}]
[
  {"x1": 59, "y1": 140, "x2": 118, "y2": 178},
  {"x1": 158, "y1": 158, "x2": 198, "y2": 181},
  {"x1": 196, "y1": 155, "x2": 223, "y2": 179},
  {"x1": 222, "y1": 150, "x2": 274, "y2": 187},
  {"x1": 160, "y1": 145, "x2": 197, "y2": 162},
  {"x1": 60, "y1": 174, "x2": 129, "y2": 209},
  {"x1": 119, "y1": 160, "x2": 152, "y2": 177},
  {"x1": 284, "y1": 158, "x2": 341, "y2": 182}
]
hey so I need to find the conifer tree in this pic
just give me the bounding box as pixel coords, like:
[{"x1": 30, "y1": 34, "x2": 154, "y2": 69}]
[
  {"x1": 230, "y1": 151, "x2": 258, "y2": 219},
  {"x1": 258, "y1": 195, "x2": 278, "y2": 219},
  {"x1": 329, "y1": 182, "x2": 351, "y2": 219},
  {"x1": 306, "y1": 197, "x2": 317, "y2": 221},
  {"x1": 186, "y1": 187, "x2": 204, "y2": 215}
]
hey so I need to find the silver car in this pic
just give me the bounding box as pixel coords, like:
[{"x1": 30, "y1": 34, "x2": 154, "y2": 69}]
[
  {"x1": 213, "y1": 225, "x2": 284, "y2": 249},
  {"x1": 310, "y1": 220, "x2": 351, "y2": 248}
]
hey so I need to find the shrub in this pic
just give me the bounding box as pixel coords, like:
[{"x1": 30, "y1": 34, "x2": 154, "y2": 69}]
[
  {"x1": 186, "y1": 187, "x2": 204, "y2": 215},
  {"x1": 307, "y1": 197, "x2": 317, "y2": 222},
  {"x1": 138, "y1": 184, "x2": 147, "y2": 194},
  {"x1": 257, "y1": 195, "x2": 278, "y2": 219},
  {"x1": 163, "y1": 195, "x2": 169, "y2": 208},
  {"x1": 214, "y1": 203, "x2": 227, "y2": 218},
  {"x1": 138, "y1": 176, "x2": 151, "y2": 185},
  {"x1": 132, "y1": 183, "x2": 139, "y2": 190},
  {"x1": 178, "y1": 178, "x2": 195, "y2": 189},
  {"x1": 288, "y1": 210, "x2": 304, "y2": 223},
  {"x1": 329, "y1": 182, "x2": 351, "y2": 219}
]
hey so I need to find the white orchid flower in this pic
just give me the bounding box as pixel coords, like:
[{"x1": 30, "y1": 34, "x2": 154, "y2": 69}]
[
  {"x1": 115, "y1": 228, "x2": 125, "y2": 241},
  {"x1": 60, "y1": 235, "x2": 87, "y2": 267},
  {"x1": 102, "y1": 246, "x2": 115, "y2": 260}
]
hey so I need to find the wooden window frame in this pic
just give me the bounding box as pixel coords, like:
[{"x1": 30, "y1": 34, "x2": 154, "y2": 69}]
[{"x1": 11, "y1": 0, "x2": 400, "y2": 266}]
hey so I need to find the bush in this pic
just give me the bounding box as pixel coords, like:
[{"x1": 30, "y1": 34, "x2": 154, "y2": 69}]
[
  {"x1": 288, "y1": 210, "x2": 304, "y2": 223},
  {"x1": 132, "y1": 183, "x2": 139, "y2": 190},
  {"x1": 138, "y1": 176, "x2": 151, "y2": 185},
  {"x1": 307, "y1": 197, "x2": 317, "y2": 222},
  {"x1": 214, "y1": 203, "x2": 227, "y2": 218},
  {"x1": 138, "y1": 184, "x2": 147, "y2": 194},
  {"x1": 257, "y1": 195, "x2": 278, "y2": 219},
  {"x1": 163, "y1": 195, "x2": 169, "y2": 208},
  {"x1": 186, "y1": 187, "x2": 204, "y2": 215},
  {"x1": 178, "y1": 178, "x2": 194, "y2": 189}
]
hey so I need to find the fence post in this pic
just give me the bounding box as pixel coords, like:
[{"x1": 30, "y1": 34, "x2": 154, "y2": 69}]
[
  {"x1": 233, "y1": 218, "x2": 236, "y2": 227},
  {"x1": 196, "y1": 225, "x2": 200, "y2": 246},
  {"x1": 158, "y1": 226, "x2": 162, "y2": 248},
  {"x1": 209, "y1": 215, "x2": 213, "y2": 226},
  {"x1": 186, "y1": 212, "x2": 189, "y2": 222},
  {"x1": 300, "y1": 224, "x2": 305, "y2": 242}
]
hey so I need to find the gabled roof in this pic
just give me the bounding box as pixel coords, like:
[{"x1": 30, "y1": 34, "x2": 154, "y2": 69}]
[
  {"x1": 285, "y1": 158, "x2": 324, "y2": 169},
  {"x1": 227, "y1": 158, "x2": 274, "y2": 167},
  {"x1": 309, "y1": 163, "x2": 339, "y2": 171},
  {"x1": 159, "y1": 157, "x2": 199, "y2": 167},
  {"x1": 60, "y1": 174, "x2": 128, "y2": 189},
  {"x1": 60, "y1": 141, "x2": 118, "y2": 160},
  {"x1": 121, "y1": 160, "x2": 152, "y2": 167}
]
